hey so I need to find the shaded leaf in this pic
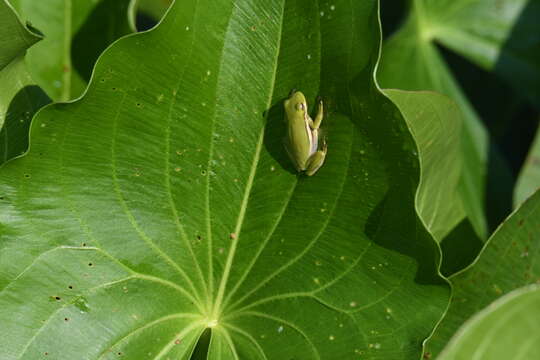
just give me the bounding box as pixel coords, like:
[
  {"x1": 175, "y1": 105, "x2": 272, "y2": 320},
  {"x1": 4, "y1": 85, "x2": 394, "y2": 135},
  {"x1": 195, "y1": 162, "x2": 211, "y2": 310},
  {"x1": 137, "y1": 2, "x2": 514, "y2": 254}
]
[
  {"x1": 0, "y1": 0, "x2": 449, "y2": 359},
  {"x1": 384, "y1": 89, "x2": 462, "y2": 241},
  {"x1": 438, "y1": 284, "x2": 540, "y2": 360},
  {"x1": 426, "y1": 189, "x2": 540, "y2": 357}
]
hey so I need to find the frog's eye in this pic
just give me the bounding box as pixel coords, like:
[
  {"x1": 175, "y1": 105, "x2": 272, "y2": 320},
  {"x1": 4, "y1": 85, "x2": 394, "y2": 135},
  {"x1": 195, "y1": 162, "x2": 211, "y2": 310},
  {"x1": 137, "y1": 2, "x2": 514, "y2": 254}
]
[{"x1": 295, "y1": 103, "x2": 305, "y2": 111}]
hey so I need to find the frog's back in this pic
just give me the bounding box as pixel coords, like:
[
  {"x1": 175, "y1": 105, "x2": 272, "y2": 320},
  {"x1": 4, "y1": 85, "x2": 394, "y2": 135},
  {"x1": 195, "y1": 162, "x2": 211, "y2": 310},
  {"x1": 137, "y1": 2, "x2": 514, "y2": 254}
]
[{"x1": 286, "y1": 117, "x2": 313, "y2": 170}]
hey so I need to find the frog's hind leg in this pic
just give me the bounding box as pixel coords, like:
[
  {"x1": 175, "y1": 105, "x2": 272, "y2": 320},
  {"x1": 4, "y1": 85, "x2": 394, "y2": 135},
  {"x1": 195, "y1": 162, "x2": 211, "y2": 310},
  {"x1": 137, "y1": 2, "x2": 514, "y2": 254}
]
[{"x1": 305, "y1": 140, "x2": 327, "y2": 176}]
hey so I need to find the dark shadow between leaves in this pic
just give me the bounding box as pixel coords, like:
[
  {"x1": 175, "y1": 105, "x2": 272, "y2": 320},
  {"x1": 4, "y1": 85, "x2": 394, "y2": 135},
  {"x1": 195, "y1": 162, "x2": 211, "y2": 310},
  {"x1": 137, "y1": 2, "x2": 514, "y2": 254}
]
[
  {"x1": 1, "y1": 85, "x2": 50, "y2": 163},
  {"x1": 485, "y1": 142, "x2": 515, "y2": 234},
  {"x1": 71, "y1": 0, "x2": 132, "y2": 82},
  {"x1": 440, "y1": 219, "x2": 484, "y2": 277},
  {"x1": 493, "y1": 0, "x2": 540, "y2": 107},
  {"x1": 190, "y1": 328, "x2": 211, "y2": 360}
]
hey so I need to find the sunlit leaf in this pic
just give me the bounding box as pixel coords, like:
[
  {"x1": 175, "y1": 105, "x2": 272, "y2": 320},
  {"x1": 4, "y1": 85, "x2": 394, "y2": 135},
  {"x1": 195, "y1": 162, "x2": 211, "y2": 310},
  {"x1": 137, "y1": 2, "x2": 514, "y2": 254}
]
[
  {"x1": 438, "y1": 284, "x2": 540, "y2": 360},
  {"x1": 0, "y1": 0, "x2": 449, "y2": 358},
  {"x1": 426, "y1": 189, "x2": 540, "y2": 357}
]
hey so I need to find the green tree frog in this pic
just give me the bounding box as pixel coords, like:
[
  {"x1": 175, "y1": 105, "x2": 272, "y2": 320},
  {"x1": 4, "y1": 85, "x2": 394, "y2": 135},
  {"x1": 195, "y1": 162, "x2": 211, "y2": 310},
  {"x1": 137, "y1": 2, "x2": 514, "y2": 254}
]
[{"x1": 283, "y1": 90, "x2": 327, "y2": 176}]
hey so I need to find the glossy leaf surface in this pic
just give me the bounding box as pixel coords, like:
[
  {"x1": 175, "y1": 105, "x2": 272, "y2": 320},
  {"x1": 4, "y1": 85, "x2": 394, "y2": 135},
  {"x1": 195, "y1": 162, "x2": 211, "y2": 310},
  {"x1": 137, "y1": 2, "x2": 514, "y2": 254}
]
[{"x1": 0, "y1": 0, "x2": 449, "y2": 359}]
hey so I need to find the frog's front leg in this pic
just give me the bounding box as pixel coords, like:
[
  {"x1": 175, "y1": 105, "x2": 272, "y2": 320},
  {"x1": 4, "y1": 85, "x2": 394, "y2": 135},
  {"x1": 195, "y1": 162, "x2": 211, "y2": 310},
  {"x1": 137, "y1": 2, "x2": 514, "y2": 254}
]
[
  {"x1": 305, "y1": 140, "x2": 327, "y2": 176},
  {"x1": 310, "y1": 96, "x2": 324, "y2": 130}
]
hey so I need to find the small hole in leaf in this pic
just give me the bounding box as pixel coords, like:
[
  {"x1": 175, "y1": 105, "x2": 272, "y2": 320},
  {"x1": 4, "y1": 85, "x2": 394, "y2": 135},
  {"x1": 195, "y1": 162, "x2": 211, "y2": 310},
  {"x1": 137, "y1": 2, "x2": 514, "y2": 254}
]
[
  {"x1": 112, "y1": 87, "x2": 117, "y2": 91},
  {"x1": 82, "y1": 243, "x2": 87, "y2": 247},
  {"x1": 197, "y1": 235, "x2": 201, "y2": 240},
  {"x1": 68, "y1": 285, "x2": 73, "y2": 289},
  {"x1": 201, "y1": 170, "x2": 206, "y2": 175},
  {"x1": 64, "y1": 317, "x2": 69, "y2": 321},
  {"x1": 136, "y1": 103, "x2": 141, "y2": 107},
  {"x1": 117, "y1": 352, "x2": 122, "y2": 356},
  {"x1": 44, "y1": 352, "x2": 49, "y2": 356},
  {"x1": 88, "y1": 263, "x2": 93, "y2": 266},
  {"x1": 24, "y1": 174, "x2": 30, "y2": 179},
  {"x1": 54, "y1": 296, "x2": 61, "y2": 301}
]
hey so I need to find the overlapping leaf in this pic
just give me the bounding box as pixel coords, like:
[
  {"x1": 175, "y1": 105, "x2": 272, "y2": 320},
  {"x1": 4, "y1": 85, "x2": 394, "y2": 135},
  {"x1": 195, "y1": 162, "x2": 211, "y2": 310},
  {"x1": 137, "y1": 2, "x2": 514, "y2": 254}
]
[
  {"x1": 0, "y1": 0, "x2": 39, "y2": 70},
  {"x1": 8, "y1": 0, "x2": 132, "y2": 101},
  {"x1": 0, "y1": 0, "x2": 49, "y2": 163},
  {"x1": 0, "y1": 0, "x2": 449, "y2": 359},
  {"x1": 378, "y1": 0, "x2": 495, "y2": 241},
  {"x1": 383, "y1": 89, "x2": 462, "y2": 241},
  {"x1": 438, "y1": 284, "x2": 540, "y2": 360},
  {"x1": 426, "y1": 189, "x2": 540, "y2": 357}
]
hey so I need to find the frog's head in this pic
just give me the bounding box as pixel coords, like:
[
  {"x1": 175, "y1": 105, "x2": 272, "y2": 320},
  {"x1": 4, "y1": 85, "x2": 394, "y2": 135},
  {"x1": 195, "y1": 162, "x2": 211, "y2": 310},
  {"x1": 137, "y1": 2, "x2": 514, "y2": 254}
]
[{"x1": 284, "y1": 90, "x2": 307, "y2": 118}]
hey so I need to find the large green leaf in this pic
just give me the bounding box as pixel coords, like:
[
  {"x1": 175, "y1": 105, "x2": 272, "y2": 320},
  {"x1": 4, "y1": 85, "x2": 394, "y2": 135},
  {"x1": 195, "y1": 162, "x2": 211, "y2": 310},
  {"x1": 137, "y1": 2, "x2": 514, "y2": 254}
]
[
  {"x1": 438, "y1": 284, "x2": 540, "y2": 360},
  {"x1": 8, "y1": 0, "x2": 132, "y2": 101},
  {"x1": 514, "y1": 124, "x2": 540, "y2": 207},
  {"x1": 384, "y1": 89, "x2": 462, "y2": 241},
  {"x1": 426, "y1": 189, "x2": 540, "y2": 357},
  {"x1": 0, "y1": 0, "x2": 449, "y2": 359},
  {"x1": 0, "y1": 0, "x2": 49, "y2": 163}
]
